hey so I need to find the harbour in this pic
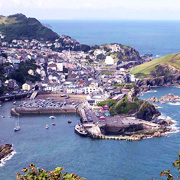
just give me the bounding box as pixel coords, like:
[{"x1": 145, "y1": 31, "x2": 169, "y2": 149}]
[{"x1": 0, "y1": 87, "x2": 180, "y2": 180}]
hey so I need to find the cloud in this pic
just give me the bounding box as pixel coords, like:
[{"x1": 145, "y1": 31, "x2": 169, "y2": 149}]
[
  {"x1": 1, "y1": 0, "x2": 180, "y2": 19},
  {"x1": 1, "y1": 0, "x2": 180, "y2": 10}
]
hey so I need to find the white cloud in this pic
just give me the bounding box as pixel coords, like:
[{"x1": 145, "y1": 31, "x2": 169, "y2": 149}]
[
  {"x1": 1, "y1": 0, "x2": 180, "y2": 10},
  {"x1": 1, "y1": 0, "x2": 180, "y2": 19}
]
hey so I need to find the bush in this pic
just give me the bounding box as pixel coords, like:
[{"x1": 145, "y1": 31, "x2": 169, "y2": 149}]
[{"x1": 16, "y1": 163, "x2": 84, "y2": 180}]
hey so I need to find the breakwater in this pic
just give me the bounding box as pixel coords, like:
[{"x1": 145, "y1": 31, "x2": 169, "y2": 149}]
[{"x1": 11, "y1": 106, "x2": 77, "y2": 116}]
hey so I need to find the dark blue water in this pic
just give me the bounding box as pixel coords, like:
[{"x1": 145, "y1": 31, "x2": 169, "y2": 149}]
[
  {"x1": 41, "y1": 20, "x2": 180, "y2": 56},
  {"x1": 0, "y1": 86, "x2": 180, "y2": 180}
]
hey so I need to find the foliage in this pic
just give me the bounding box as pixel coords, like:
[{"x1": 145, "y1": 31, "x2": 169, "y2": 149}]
[
  {"x1": 16, "y1": 163, "x2": 84, "y2": 180},
  {"x1": 7, "y1": 60, "x2": 41, "y2": 85},
  {"x1": 97, "y1": 99, "x2": 117, "y2": 107},
  {"x1": 114, "y1": 83, "x2": 133, "y2": 89},
  {"x1": 160, "y1": 152, "x2": 180, "y2": 180},
  {"x1": 115, "y1": 96, "x2": 143, "y2": 114}
]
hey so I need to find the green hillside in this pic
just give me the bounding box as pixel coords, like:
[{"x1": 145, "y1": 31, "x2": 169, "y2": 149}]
[
  {"x1": 130, "y1": 53, "x2": 180, "y2": 77},
  {"x1": 0, "y1": 14, "x2": 59, "y2": 42}
]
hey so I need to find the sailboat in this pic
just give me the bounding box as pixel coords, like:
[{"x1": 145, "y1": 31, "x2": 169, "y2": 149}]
[
  {"x1": 50, "y1": 108, "x2": 56, "y2": 126},
  {"x1": 14, "y1": 115, "x2": 20, "y2": 131}
]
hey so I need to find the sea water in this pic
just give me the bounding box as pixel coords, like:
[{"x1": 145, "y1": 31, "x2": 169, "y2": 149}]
[
  {"x1": 0, "y1": 86, "x2": 180, "y2": 180},
  {"x1": 41, "y1": 20, "x2": 180, "y2": 56}
]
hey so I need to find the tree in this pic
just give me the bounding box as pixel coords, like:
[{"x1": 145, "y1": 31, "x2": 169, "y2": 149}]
[
  {"x1": 16, "y1": 163, "x2": 84, "y2": 180},
  {"x1": 160, "y1": 152, "x2": 180, "y2": 180}
]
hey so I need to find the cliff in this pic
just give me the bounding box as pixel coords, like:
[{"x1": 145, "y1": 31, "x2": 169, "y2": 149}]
[
  {"x1": 131, "y1": 53, "x2": 180, "y2": 86},
  {"x1": 136, "y1": 64, "x2": 180, "y2": 87}
]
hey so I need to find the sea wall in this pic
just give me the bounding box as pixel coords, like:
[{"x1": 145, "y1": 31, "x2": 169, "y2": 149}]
[
  {"x1": 101, "y1": 124, "x2": 144, "y2": 135},
  {"x1": 11, "y1": 107, "x2": 77, "y2": 115}
]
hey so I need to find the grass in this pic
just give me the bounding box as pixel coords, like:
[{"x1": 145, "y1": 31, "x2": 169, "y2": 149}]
[
  {"x1": 0, "y1": 17, "x2": 17, "y2": 25},
  {"x1": 101, "y1": 70, "x2": 114, "y2": 75},
  {"x1": 130, "y1": 53, "x2": 180, "y2": 77}
]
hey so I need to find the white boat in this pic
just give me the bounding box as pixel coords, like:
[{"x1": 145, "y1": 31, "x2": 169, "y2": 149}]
[
  {"x1": 14, "y1": 116, "x2": 20, "y2": 131},
  {"x1": 45, "y1": 125, "x2": 49, "y2": 129},
  {"x1": 74, "y1": 125, "x2": 87, "y2": 137},
  {"x1": 49, "y1": 116, "x2": 56, "y2": 119}
]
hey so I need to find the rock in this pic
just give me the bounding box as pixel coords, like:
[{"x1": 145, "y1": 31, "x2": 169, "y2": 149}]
[
  {"x1": 0, "y1": 144, "x2": 13, "y2": 162},
  {"x1": 136, "y1": 102, "x2": 161, "y2": 121},
  {"x1": 157, "y1": 119, "x2": 173, "y2": 126}
]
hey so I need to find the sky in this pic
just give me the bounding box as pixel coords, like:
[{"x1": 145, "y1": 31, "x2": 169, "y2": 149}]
[{"x1": 1, "y1": 0, "x2": 180, "y2": 20}]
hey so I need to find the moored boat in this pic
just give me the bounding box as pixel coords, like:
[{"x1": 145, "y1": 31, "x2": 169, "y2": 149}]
[
  {"x1": 68, "y1": 120, "x2": 72, "y2": 123},
  {"x1": 14, "y1": 126, "x2": 21, "y2": 131},
  {"x1": 49, "y1": 116, "x2": 56, "y2": 119},
  {"x1": 74, "y1": 125, "x2": 87, "y2": 137},
  {"x1": 14, "y1": 116, "x2": 20, "y2": 131},
  {"x1": 52, "y1": 123, "x2": 56, "y2": 126},
  {"x1": 45, "y1": 125, "x2": 49, "y2": 129}
]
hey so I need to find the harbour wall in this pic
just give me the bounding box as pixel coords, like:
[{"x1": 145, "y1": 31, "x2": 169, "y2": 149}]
[{"x1": 11, "y1": 107, "x2": 77, "y2": 116}]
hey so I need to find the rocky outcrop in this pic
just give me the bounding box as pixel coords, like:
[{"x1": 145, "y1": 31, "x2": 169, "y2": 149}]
[
  {"x1": 0, "y1": 144, "x2": 13, "y2": 162},
  {"x1": 136, "y1": 101, "x2": 161, "y2": 121},
  {"x1": 114, "y1": 96, "x2": 161, "y2": 121},
  {"x1": 136, "y1": 64, "x2": 180, "y2": 87},
  {"x1": 148, "y1": 94, "x2": 180, "y2": 103},
  {"x1": 157, "y1": 119, "x2": 173, "y2": 126}
]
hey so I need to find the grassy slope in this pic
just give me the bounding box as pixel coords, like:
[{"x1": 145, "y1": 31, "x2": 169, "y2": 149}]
[
  {"x1": 130, "y1": 53, "x2": 180, "y2": 76},
  {"x1": 0, "y1": 14, "x2": 59, "y2": 42}
]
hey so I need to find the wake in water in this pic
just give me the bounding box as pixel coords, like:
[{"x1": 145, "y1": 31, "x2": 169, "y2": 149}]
[
  {"x1": 157, "y1": 106, "x2": 163, "y2": 109},
  {"x1": 144, "y1": 90, "x2": 157, "y2": 94},
  {"x1": 168, "y1": 102, "x2": 180, "y2": 106},
  {"x1": 158, "y1": 114, "x2": 180, "y2": 134},
  {"x1": 0, "y1": 146, "x2": 16, "y2": 167}
]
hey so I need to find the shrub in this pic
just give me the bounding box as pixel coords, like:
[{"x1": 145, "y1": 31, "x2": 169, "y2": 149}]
[{"x1": 16, "y1": 163, "x2": 84, "y2": 180}]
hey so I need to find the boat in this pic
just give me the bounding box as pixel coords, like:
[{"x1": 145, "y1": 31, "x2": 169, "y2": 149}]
[
  {"x1": 14, "y1": 116, "x2": 20, "y2": 131},
  {"x1": 52, "y1": 123, "x2": 56, "y2": 126},
  {"x1": 160, "y1": 101, "x2": 166, "y2": 104},
  {"x1": 13, "y1": 101, "x2": 17, "y2": 105},
  {"x1": 68, "y1": 120, "x2": 72, "y2": 123},
  {"x1": 74, "y1": 125, "x2": 87, "y2": 137},
  {"x1": 45, "y1": 125, "x2": 49, "y2": 129},
  {"x1": 60, "y1": 94, "x2": 66, "y2": 97},
  {"x1": 49, "y1": 116, "x2": 56, "y2": 119}
]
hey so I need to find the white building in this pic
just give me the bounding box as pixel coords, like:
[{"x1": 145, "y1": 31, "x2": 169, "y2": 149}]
[
  {"x1": 57, "y1": 63, "x2": 63, "y2": 72},
  {"x1": 105, "y1": 56, "x2": 114, "y2": 65},
  {"x1": 84, "y1": 87, "x2": 98, "y2": 94}
]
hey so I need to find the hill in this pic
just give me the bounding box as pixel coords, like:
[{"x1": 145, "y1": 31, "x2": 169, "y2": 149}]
[
  {"x1": 0, "y1": 14, "x2": 59, "y2": 42},
  {"x1": 130, "y1": 53, "x2": 180, "y2": 77}
]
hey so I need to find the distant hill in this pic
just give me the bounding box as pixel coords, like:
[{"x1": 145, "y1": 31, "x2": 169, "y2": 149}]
[
  {"x1": 0, "y1": 14, "x2": 59, "y2": 42},
  {"x1": 131, "y1": 53, "x2": 180, "y2": 77}
]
